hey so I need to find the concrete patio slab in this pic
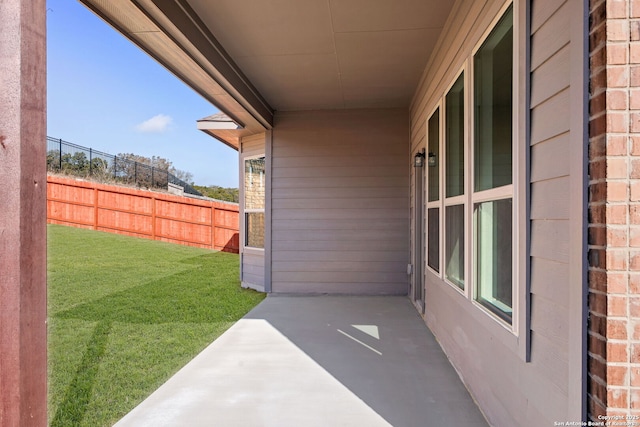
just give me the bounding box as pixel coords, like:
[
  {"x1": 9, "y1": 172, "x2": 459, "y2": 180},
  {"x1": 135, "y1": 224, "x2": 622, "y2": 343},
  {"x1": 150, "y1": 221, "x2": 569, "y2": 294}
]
[{"x1": 114, "y1": 295, "x2": 488, "y2": 427}]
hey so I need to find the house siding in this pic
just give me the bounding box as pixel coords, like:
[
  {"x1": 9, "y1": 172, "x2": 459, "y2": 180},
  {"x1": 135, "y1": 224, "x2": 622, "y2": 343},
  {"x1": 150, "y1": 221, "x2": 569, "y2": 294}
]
[
  {"x1": 528, "y1": 0, "x2": 574, "y2": 392},
  {"x1": 240, "y1": 133, "x2": 266, "y2": 291},
  {"x1": 271, "y1": 109, "x2": 410, "y2": 294},
  {"x1": 409, "y1": 0, "x2": 586, "y2": 424}
]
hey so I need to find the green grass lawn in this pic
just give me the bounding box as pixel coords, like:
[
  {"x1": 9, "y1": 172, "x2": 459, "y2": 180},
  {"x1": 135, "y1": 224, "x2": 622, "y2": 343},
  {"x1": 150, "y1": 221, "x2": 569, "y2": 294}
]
[{"x1": 47, "y1": 224, "x2": 265, "y2": 426}]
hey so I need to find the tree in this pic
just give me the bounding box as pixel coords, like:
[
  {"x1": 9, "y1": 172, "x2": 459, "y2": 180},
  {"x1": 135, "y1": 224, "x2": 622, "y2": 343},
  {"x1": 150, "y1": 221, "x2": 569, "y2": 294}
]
[
  {"x1": 61, "y1": 152, "x2": 89, "y2": 174},
  {"x1": 115, "y1": 153, "x2": 174, "y2": 188},
  {"x1": 171, "y1": 168, "x2": 194, "y2": 185},
  {"x1": 193, "y1": 185, "x2": 239, "y2": 203},
  {"x1": 116, "y1": 153, "x2": 171, "y2": 170},
  {"x1": 88, "y1": 157, "x2": 110, "y2": 181},
  {"x1": 47, "y1": 149, "x2": 61, "y2": 171},
  {"x1": 47, "y1": 149, "x2": 110, "y2": 178},
  {"x1": 114, "y1": 153, "x2": 195, "y2": 187}
]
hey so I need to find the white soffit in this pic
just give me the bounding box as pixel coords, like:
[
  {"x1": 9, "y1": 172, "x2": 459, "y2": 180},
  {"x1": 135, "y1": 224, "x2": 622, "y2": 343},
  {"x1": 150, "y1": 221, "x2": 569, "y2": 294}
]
[
  {"x1": 186, "y1": 0, "x2": 454, "y2": 111},
  {"x1": 79, "y1": 0, "x2": 454, "y2": 146}
]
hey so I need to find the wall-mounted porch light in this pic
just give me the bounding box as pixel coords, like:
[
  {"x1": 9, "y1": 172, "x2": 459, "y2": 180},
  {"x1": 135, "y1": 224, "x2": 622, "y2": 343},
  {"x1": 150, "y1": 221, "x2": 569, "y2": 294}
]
[{"x1": 414, "y1": 150, "x2": 426, "y2": 168}]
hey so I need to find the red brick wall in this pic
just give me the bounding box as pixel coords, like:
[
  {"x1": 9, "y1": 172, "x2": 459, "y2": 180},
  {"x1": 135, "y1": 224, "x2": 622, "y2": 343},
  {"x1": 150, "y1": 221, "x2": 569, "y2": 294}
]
[
  {"x1": 589, "y1": 0, "x2": 609, "y2": 417},
  {"x1": 588, "y1": 0, "x2": 640, "y2": 417}
]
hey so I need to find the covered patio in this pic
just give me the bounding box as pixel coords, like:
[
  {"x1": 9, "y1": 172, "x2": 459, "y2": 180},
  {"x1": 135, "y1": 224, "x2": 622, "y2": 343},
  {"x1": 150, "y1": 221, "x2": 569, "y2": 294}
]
[
  {"x1": 0, "y1": 0, "x2": 593, "y2": 424},
  {"x1": 114, "y1": 296, "x2": 488, "y2": 426}
]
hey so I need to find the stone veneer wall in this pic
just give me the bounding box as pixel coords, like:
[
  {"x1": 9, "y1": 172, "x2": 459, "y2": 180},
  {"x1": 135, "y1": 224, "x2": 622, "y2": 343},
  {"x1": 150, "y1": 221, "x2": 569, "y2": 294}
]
[{"x1": 589, "y1": 0, "x2": 640, "y2": 418}]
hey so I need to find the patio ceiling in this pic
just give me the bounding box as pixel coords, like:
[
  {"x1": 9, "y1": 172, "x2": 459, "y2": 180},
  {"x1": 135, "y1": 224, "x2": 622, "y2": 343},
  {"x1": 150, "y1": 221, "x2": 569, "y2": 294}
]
[
  {"x1": 79, "y1": 0, "x2": 454, "y2": 147},
  {"x1": 187, "y1": 0, "x2": 453, "y2": 111}
]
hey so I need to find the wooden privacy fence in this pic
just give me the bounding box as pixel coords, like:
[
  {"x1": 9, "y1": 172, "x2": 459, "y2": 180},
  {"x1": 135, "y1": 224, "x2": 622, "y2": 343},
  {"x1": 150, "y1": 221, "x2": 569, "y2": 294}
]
[{"x1": 47, "y1": 175, "x2": 239, "y2": 253}]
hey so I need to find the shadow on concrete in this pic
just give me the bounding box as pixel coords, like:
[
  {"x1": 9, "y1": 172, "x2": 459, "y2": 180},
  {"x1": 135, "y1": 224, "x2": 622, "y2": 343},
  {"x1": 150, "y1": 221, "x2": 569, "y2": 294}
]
[
  {"x1": 242, "y1": 295, "x2": 488, "y2": 427},
  {"x1": 114, "y1": 295, "x2": 489, "y2": 427}
]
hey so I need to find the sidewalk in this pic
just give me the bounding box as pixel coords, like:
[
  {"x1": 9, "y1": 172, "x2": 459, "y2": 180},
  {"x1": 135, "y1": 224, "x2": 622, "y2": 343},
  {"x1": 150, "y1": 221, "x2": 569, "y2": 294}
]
[{"x1": 114, "y1": 295, "x2": 488, "y2": 427}]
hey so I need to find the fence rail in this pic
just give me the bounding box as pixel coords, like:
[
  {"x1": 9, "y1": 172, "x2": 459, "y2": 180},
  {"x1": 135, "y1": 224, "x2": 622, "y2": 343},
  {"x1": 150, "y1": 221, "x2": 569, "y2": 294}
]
[
  {"x1": 46, "y1": 137, "x2": 203, "y2": 196},
  {"x1": 47, "y1": 176, "x2": 239, "y2": 253}
]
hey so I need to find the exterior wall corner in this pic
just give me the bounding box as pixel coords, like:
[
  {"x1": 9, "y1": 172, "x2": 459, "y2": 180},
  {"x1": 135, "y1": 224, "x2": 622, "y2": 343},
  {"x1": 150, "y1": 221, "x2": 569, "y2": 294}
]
[{"x1": 587, "y1": 0, "x2": 640, "y2": 418}]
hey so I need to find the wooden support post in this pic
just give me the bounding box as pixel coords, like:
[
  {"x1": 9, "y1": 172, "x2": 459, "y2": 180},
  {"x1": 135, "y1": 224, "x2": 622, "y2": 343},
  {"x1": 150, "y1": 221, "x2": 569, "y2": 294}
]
[{"x1": 0, "y1": 0, "x2": 47, "y2": 425}]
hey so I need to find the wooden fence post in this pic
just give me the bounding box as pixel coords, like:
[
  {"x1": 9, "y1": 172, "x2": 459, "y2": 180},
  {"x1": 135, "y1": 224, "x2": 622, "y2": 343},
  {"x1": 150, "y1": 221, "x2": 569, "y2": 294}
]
[
  {"x1": 211, "y1": 206, "x2": 217, "y2": 250},
  {"x1": 151, "y1": 195, "x2": 156, "y2": 239},
  {"x1": 93, "y1": 186, "x2": 99, "y2": 230}
]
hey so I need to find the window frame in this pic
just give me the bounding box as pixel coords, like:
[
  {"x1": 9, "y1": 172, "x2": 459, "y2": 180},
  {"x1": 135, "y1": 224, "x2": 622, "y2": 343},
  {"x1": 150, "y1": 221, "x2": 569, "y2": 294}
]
[
  {"x1": 442, "y1": 68, "x2": 469, "y2": 294},
  {"x1": 242, "y1": 154, "x2": 266, "y2": 251},
  {"x1": 468, "y1": 0, "x2": 521, "y2": 334},
  {"x1": 468, "y1": 0, "x2": 525, "y2": 337},
  {"x1": 426, "y1": 103, "x2": 443, "y2": 277},
  {"x1": 422, "y1": 0, "x2": 527, "y2": 350}
]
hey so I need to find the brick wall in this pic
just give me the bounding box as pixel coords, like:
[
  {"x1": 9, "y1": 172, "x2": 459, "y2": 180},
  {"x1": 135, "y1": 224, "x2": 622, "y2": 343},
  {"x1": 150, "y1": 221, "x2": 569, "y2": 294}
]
[{"x1": 588, "y1": 0, "x2": 640, "y2": 417}]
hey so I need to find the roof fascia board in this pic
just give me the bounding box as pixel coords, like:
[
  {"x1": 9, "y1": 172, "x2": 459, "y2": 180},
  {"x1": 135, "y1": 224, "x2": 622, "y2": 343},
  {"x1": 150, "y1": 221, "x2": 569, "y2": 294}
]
[
  {"x1": 146, "y1": 0, "x2": 274, "y2": 128},
  {"x1": 85, "y1": 3, "x2": 246, "y2": 127},
  {"x1": 79, "y1": 0, "x2": 273, "y2": 134},
  {"x1": 197, "y1": 121, "x2": 241, "y2": 130}
]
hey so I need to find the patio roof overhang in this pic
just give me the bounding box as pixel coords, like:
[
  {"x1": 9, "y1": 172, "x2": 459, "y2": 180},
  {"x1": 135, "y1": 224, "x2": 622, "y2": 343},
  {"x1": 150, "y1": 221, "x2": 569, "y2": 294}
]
[{"x1": 79, "y1": 0, "x2": 455, "y2": 150}]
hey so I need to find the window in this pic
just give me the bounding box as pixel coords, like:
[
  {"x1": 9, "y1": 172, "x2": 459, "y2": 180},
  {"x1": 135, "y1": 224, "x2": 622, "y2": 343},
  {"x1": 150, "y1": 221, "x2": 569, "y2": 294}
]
[
  {"x1": 473, "y1": 4, "x2": 513, "y2": 322},
  {"x1": 423, "y1": 3, "x2": 516, "y2": 326},
  {"x1": 474, "y1": 199, "x2": 512, "y2": 321},
  {"x1": 474, "y1": 6, "x2": 513, "y2": 193},
  {"x1": 244, "y1": 156, "x2": 265, "y2": 249},
  {"x1": 444, "y1": 73, "x2": 465, "y2": 289},
  {"x1": 427, "y1": 109, "x2": 440, "y2": 273},
  {"x1": 446, "y1": 75, "x2": 465, "y2": 199}
]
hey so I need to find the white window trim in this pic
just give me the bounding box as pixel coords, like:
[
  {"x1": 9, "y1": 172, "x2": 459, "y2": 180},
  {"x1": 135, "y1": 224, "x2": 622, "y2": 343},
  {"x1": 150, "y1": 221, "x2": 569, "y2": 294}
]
[
  {"x1": 514, "y1": 0, "x2": 529, "y2": 360},
  {"x1": 426, "y1": 102, "x2": 443, "y2": 277},
  {"x1": 469, "y1": 0, "x2": 522, "y2": 337},
  {"x1": 242, "y1": 154, "x2": 266, "y2": 252},
  {"x1": 442, "y1": 67, "x2": 468, "y2": 294},
  {"x1": 423, "y1": 0, "x2": 526, "y2": 350},
  {"x1": 464, "y1": 65, "x2": 473, "y2": 302}
]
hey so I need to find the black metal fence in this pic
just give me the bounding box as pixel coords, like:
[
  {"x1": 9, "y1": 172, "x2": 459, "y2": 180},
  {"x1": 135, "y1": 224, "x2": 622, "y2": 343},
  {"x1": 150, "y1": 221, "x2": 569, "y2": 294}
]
[{"x1": 46, "y1": 137, "x2": 203, "y2": 196}]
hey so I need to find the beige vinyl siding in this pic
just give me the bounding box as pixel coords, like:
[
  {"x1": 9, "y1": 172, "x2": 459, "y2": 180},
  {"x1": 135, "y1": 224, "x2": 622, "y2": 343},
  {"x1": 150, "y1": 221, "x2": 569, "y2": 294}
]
[
  {"x1": 528, "y1": 0, "x2": 578, "y2": 411},
  {"x1": 240, "y1": 133, "x2": 266, "y2": 291},
  {"x1": 271, "y1": 109, "x2": 409, "y2": 294},
  {"x1": 241, "y1": 133, "x2": 265, "y2": 157},
  {"x1": 410, "y1": 0, "x2": 501, "y2": 138},
  {"x1": 408, "y1": 0, "x2": 585, "y2": 424},
  {"x1": 241, "y1": 253, "x2": 265, "y2": 289}
]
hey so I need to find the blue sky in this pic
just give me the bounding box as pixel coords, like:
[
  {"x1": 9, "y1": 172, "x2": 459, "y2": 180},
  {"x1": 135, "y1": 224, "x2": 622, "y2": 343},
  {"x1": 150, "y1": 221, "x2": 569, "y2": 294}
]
[{"x1": 46, "y1": 0, "x2": 239, "y2": 188}]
